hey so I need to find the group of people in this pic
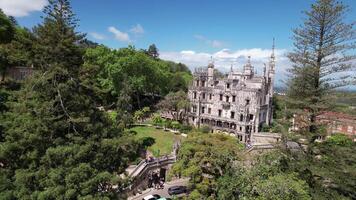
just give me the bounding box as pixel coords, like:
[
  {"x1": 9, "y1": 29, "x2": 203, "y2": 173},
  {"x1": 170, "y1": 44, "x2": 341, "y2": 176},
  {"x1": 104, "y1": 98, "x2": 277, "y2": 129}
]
[{"x1": 148, "y1": 171, "x2": 164, "y2": 189}]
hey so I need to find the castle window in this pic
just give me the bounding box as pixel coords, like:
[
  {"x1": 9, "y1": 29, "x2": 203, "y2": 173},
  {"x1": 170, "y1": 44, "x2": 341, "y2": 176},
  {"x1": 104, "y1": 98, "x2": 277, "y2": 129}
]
[
  {"x1": 218, "y1": 110, "x2": 222, "y2": 117},
  {"x1": 227, "y1": 83, "x2": 230, "y2": 89},
  {"x1": 193, "y1": 106, "x2": 197, "y2": 113},
  {"x1": 209, "y1": 94, "x2": 212, "y2": 100},
  {"x1": 240, "y1": 114, "x2": 244, "y2": 122},
  {"x1": 196, "y1": 80, "x2": 199, "y2": 87},
  {"x1": 226, "y1": 96, "x2": 229, "y2": 102},
  {"x1": 202, "y1": 107, "x2": 205, "y2": 114},
  {"x1": 249, "y1": 114, "x2": 254, "y2": 121},
  {"x1": 246, "y1": 99, "x2": 250, "y2": 105},
  {"x1": 232, "y1": 95, "x2": 236, "y2": 102},
  {"x1": 202, "y1": 93, "x2": 206, "y2": 99},
  {"x1": 208, "y1": 108, "x2": 211, "y2": 114},
  {"x1": 231, "y1": 111, "x2": 235, "y2": 119},
  {"x1": 201, "y1": 81, "x2": 205, "y2": 87},
  {"x1": 220, "y1": 94, "x2": 223, "y2": 101},
  {"x1": 193, "y1": 92, "x2": 197, "y2": 99},
  {"x1": 239, "y1": 126, "x2": 242, "y2": 131}
]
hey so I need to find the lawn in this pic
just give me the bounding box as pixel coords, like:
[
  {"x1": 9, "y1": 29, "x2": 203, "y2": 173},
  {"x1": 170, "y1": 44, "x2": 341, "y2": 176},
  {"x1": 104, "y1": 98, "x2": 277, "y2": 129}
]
[{"x1": 130, "y1": 126, "x2": 184, "y2": 157}]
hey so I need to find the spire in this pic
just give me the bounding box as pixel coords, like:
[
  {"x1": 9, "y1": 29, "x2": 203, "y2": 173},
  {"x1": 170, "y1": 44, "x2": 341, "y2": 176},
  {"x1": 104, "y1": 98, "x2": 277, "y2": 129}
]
[
  {"x1": 269, "y1": 38, "x2": 276, "y2": 73},
  {"x1": 230, "y1": 63, "x2": 233, "y2": 72},
  {"x1": 271, "y1": 38, "x2": 275, "y2": 60},
  {"x1": 208, "y1": 56, "x2": 214, "y2": 68},
  {"x1": 247, "y1": 55, "x2": 251, "y2": 65}
]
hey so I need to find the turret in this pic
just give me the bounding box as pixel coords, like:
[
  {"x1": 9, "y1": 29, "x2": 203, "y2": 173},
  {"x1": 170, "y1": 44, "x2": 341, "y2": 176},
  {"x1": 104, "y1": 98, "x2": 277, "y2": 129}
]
[
  {"x1": 208, "y1": 56, "x2": 214, "y2": 82},
  {"x1": 266, "y1": 39, "x2": 276, "y2": 125},
  {"x1": 243, "y1": 56, "x2": 254, "y2": 78}
]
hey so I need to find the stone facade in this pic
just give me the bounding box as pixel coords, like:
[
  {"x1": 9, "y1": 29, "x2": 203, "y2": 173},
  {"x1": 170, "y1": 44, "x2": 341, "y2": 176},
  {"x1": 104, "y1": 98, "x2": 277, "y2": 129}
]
[{"x1": 188, "y1": 49, "x2": 275, "y2": 143}]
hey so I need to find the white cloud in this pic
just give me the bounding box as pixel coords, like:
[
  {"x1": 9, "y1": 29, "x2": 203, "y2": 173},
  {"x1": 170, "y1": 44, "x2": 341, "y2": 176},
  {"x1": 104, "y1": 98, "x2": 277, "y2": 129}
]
[
  {"x1": 89, "y1": 32, "x2": 106, "y2": 40},
  {"x1": 160, "y1": 48, "x2": 290, "y2": 86},
  {"x1": 0, "y1": 0, "x2": 47, "y2": 17},
  {"x1": 194, "y1": 34, "x2": 226, "y2": 48},
  {"x1": 130, "y1": 24, "x2": 144, "y2": 35},
  {"x1": 108, "y1": 26, "x2": 130, "y2": 42}
]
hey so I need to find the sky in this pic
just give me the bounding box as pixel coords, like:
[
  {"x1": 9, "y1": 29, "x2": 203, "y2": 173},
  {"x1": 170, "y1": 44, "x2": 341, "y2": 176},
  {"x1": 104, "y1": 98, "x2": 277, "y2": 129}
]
[{"x1": 1, "y1": 0, "x2": 356, "y2": 86}]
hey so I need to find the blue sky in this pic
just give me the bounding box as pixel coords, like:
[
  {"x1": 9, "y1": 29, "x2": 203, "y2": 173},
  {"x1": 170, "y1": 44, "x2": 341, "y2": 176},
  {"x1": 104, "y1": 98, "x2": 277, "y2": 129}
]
[{"x1": 1, "y1": 0, "x2": 356, "y2": 86}]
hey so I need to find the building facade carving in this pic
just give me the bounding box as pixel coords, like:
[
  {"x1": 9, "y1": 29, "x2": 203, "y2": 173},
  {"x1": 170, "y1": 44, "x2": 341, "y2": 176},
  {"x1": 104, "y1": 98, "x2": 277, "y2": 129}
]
[{"x1": 188, "y1": 46, "x2": 275, "y2": 143}]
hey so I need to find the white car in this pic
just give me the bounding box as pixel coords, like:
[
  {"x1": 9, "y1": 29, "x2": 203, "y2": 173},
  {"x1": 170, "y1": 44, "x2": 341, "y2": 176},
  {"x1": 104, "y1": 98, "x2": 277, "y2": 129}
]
[{"x1": 142, "y1": 194, "x2": 161, "y2": 200}]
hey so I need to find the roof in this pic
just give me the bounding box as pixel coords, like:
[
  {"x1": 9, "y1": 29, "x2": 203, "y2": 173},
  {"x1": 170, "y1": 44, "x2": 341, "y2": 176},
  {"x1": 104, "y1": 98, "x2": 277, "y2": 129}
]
[{"x1": 318, "y1": 111, "x2": 356, "y2": 121}]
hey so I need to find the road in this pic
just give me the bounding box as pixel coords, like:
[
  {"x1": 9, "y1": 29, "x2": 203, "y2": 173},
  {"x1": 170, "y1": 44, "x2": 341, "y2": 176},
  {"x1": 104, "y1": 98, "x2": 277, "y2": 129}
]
[{"x1": 128, "y1": 178, "x2": 189, "y2": 200}]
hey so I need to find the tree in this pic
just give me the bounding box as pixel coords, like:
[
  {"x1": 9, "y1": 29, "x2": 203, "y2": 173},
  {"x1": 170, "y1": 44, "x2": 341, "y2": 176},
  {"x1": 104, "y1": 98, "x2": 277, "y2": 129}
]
[
  {"x1": 156, "y1": 90, "x2": 190, "y2": 122},
  {"x1": 147, "y1": 44, "x2": 159, "y2": 58},
  {"x1": 0, "y1": 1, "x2": 141, "y2": 198},
  {"x1": 0, "y1": 9, "x2": 15, "y2": 44},
  {"x1": 82, "y1": 45, "x2": 192, "y2": 109},
  {"x1": 32, "y1": 0, "x2": 85, "y2": 72},
  {"x1": 170, "y1": 133, "x2": 243, "y2": 199},
  {"x1": 287, "y1": 0, "x2": 355, "y2": 140}
]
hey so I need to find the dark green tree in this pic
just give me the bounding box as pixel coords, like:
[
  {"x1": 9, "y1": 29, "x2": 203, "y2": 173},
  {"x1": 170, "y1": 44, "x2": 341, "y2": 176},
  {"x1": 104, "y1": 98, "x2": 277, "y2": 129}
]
[
  {"x1": 32, "y1": 0, "x2": 85, "y2": 71},
  {"x1": 0, "y1": 9, "x2": 15, "y2": 44},
  {"x1": 0, "y1": 1, "x2": 141, "y2": 199},
  {"x1": 287, "y1": 0, "x2": 355, "y2": 140}
]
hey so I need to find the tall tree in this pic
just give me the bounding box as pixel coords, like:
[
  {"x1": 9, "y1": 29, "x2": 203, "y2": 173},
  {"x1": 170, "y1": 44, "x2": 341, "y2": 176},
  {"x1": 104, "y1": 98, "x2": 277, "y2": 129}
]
[
  {"x1": 287, "y1": 0, "x2": 355, "y2": 139},
  {"x1": 32, "y1": 0, "x2": 85, "y2": 72},
  {"x1": 0, "y1": 9, "x2": 14, "y2": 44},
  {"x1": 147, "y1": 44, "x2": 159, "y2": 58},
  {"x1": 0, "y1": 1, "x2": 141, "y2": 198}
]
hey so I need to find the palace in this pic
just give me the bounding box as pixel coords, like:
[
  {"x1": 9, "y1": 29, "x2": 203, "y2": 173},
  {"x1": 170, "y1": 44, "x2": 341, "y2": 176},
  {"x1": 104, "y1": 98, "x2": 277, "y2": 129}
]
[{"x1": 188, "y1": 46, "x2": 276, "y2": 143}]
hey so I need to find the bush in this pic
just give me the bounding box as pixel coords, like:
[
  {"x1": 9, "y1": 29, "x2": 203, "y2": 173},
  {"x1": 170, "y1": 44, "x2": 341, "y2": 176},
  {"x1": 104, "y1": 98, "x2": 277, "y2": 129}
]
[
  {"x1": 171, "y1": 121, "x2": 181, "y2": 130},
  {"x1": 326, "y1": 134, "x2": 352, "y2": 146},
  {"x1": 179, "y1": 125, "x2": 193, "y2": 134},
  {"x1": 200, "y1": 125, "x2": 211, "y2": 133}
]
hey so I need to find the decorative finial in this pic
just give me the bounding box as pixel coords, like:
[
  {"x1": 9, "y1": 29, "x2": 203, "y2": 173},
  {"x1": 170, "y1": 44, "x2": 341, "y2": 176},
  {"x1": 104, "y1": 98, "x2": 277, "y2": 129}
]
[
  {"x1": 210, "y1": 56, "x2": 214, "y2": 64},
  {"x1": 230, "y1": 63, "x2": 233, "y2": 72},
  {"x1": 247, "y1": 56, "x2": 251, "y2": 64},
  {"x1": 271, "y1": 38, "x2": 275, "y2": 59}
]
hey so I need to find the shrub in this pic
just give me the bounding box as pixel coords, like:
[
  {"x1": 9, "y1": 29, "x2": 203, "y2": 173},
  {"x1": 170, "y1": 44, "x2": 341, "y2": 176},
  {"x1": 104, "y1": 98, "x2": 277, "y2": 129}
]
[{"x1": 200, "y1": 125, "x2": 211, "y2": 133}]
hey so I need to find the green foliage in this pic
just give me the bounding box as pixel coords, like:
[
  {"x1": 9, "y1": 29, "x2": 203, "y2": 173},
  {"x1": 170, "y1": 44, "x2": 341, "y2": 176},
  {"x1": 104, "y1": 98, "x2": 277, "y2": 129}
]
[
  {"x1": 133, "y1": 107, "x2": 150, "y2": 122},
  {"x1": 325, "y1": 134, "x2": 353, "y2": 146},
  {"x1": 0, "y1": 1, "x2": 142, "y2": 198},
  {"x1": 157, "y1": 90, "x2": 190, "y2": 121},
  {"x1": 286, "y1": 0, "x2": 355, "y2": 137},
  {"x1": 199, "y1": 125, "x2": 211, "y2": 133},
  {"x1": 170, "y1": 133, "x2": 243, "y2": 198},
  {"x1": 32, "y1": 0, "x2": 85, "y2": 71},
  {"x1": 152, "y1": 113, "x2": 163, "y2": 127},
  {"x1": 217, "y1": 151, "x2": 311, "y2": 200},
  {"x1": 83, "y1": 46, "x2": 192, "y2": 110},
  {"x1": 0, "y1": 9, "x2": 15, "y2": 44},
  {"x1": 178, "y1": 124, "x2": 193, "y2": 134},
  {"x1": 254, "y1": 173, "x2": 311, "y2": 200}
]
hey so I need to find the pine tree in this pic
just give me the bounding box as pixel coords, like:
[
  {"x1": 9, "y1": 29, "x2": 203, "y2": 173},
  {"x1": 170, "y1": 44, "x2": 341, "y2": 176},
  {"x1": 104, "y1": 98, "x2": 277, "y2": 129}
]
[
  {"x1": 32, "y1": 0, "x2": 85, "y2": 72},
  {"x1": 287, "y1": 0, "x2": 355, "y2": 140},
  {"x1": 0, "y1": 0, "x2": 140, "y2": 198},
  {"x1": 0, "y1": 9, "x2": 15, "y2": 44}
]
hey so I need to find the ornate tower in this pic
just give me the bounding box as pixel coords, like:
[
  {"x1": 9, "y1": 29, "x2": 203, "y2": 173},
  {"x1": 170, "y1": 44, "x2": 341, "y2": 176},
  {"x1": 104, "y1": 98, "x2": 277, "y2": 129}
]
[
  {"x1": 208, "y1": 56, "x2": 214, "y2": 82},
  {"x1": 266, "y1": 39, "x2": 276, "y2": 125},
  {"x1": 243, "y1": 56, "x2": 254, "y2": 78}
]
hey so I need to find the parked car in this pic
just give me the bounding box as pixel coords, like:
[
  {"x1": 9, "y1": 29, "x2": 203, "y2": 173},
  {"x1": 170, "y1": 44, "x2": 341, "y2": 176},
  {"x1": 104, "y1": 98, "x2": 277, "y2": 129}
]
[
  {"x1": 168, "y1": 186, "x2": 187, "y2": 195},
  {"x1": 142, "y1": 194, "x2": 161, "y2": 200}
]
